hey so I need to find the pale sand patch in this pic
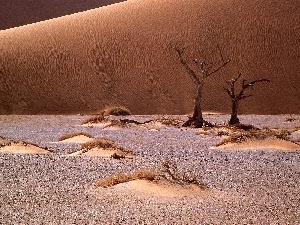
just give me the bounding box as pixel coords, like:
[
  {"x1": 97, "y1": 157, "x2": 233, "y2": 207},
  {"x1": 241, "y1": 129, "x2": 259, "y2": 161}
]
[
  {"x1": 146, "y1": 121, "x2": 168, "y2": 129},
  {"x1": 60, "y1": 135, "x2": 94, "y2": 143},
  {"x1": 141, "y1": 121, "x2": 173, "y2": 130},
  {"x1": 68, "y1": 147, "x2": 132, "y2": 157},
  {"x1": 102, "y1": 126, "x2": 124, "y2": 131},
  {"x1": 0, "y1": 143, "x2": 50, "y2": 154},
  {"x1": 149, "y1": 128, "x2": 159, "y2": 132},
  {"x1": 114, "y1": 180, "x2": 228, "y2": 199},
  {"x1": 203, "y1": 111, "x2": 223, "y2": 115},
  {"x1": 81, "y1": 122, "x2": 111, "y2": 128},
  {"x1": 213, "y1": 137, "x2": 300, "y2": 151}
]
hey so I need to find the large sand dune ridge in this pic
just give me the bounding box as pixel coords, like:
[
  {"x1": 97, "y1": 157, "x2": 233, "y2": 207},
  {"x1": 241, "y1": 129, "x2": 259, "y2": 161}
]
[
  {"x1": 0, "y1": 0, "x2": 299, "y2": 114},
  {"x1": 0, "y1": 0, "x2": 126, "y2": 30}
]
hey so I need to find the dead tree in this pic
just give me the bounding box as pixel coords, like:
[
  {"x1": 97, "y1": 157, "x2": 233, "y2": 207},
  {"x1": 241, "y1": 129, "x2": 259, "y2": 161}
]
[
  {"x1": 225, "y1": 73, "x2": 270, "y2": 125},
  {"x1": 171, "y1": 44, "x2": 230, "y2": 127}
]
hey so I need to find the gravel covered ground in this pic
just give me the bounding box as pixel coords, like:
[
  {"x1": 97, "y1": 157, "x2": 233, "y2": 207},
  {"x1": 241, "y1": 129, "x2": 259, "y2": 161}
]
[{"x1": 0, "y1": 114, "x2": 299, "y2": 224}]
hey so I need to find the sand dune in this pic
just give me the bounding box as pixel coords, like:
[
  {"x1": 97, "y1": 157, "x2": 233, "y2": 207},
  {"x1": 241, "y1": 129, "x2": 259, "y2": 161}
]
[
  {"x1": 0, "y1": 0, "x2": 125, "y2": 30},
  {"x1": 0, "y1": 0, "x2": 299, "y2": 115}
]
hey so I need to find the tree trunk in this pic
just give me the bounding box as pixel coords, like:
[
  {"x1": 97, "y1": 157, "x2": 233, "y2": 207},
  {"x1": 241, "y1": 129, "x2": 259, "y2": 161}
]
[
  {"x1": 183, "y1": 85, "x2": 204, "y2": 128},
  {"x1": 229, "y1": 99, "x2": 240, "y2": 125}
]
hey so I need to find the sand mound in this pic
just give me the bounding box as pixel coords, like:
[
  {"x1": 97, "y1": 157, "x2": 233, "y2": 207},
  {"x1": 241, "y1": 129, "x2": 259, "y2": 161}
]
[
  {"x1": 214, "y1": 137, "x2": 300, "y2": 151},
  {"x1": 69, "y1": 147, "x2": 131, "y2": 157},
  {"x1": 112, "y1": 179, "x2": 231, "y2": 200},
  {"x1": 118, "y1": 180, "x2": 203, "y2": 198},
  {"x1": 59, "y1": 135, "x2": 94, "y2": 143},
  {"x1": 0, "y1": 143, "x2": 50, "y2": 154}
]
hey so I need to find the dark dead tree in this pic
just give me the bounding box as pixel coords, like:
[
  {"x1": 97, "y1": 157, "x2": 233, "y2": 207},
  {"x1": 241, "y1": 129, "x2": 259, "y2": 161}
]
[
  {"x1": 171, "y1": 44, "x2": 230, "y2": 127},
  {"x1": 225, "y1": 73, "x2": 270, "y2": 125}
]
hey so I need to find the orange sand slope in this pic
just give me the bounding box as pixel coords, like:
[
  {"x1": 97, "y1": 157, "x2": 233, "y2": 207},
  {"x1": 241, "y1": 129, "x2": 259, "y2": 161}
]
[
  {"x1": 0, "y1": 0, "x2": 299, "y2": 115},
  {"x1": 0, "y1": 0, "x2": 125, "y2": 30}
]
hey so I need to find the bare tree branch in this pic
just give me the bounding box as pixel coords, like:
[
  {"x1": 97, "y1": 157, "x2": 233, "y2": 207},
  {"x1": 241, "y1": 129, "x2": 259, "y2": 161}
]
[
  {"x1": 171, "y1": 43, "x2": 230, "y2": 127},
  {"x1": 203, "y1": 44, "x2": 231, "y2": 76},
  {"x1": 225, "y1": 73, "x2": 271, "y2": 125},
  {"x1": 207, "y1": 59, "x2": 230, "y2": 76},
  {"x1": 224, "y1": 87, "x2": 234, "y2": 98},
  {"x1": 171, "y1": 44, "x2": 201, "y2": 85},
  {"x1": 225, "y1": 72, "x2": 242, "y2": 99},
  {"x1": 228, "y1": 72, "x2": 242, "y2": 85},
  {"x1": 238, "y1": 78, "x2": 271, "y2": 99},
  {"x1": 217, "y1": 44, "x2": 225, "y2": 63},
  {"x1": 242, "y1": 79, "x2": 270, "y2": 89},
  {"x1": 239, "y1": 94, "x2": 253, "y2": 100}
]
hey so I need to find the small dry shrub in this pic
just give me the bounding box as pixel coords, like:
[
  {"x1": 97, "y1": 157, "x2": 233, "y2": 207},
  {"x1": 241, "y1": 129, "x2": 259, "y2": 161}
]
[
  {"x1": 96, "y1": 161, "x2": 208, "y2": 189},
  {"x1": 217, "y1": 130, "x2": 230, "y2": 136},
  {"x1": 96, "y1": 172, "x2": 132, "y2": 188},
  {"x1": 110, "y1": 152, "x2": 126, "y2": 159},
  {"x1": 262, "y1": 127, "x2": 291, "y2": 140},
  {"x1": 132, "y1": 169, "x2": 158, "y2": 181},
  {"x1": 232, "y1": 123, "x2": 257, "y2": 131},
  {"x1": 81, "y1": 138, "x2": 132, "y2": 156},
  {"x1": 0, "y1": 137, "x2": 10, "y2": 147},
  {"x1": 96, "y1": 169, "x2": 159, "y2": 188},
  {"x1": 104, "y1": 119, "x2": 130, "y2": 129},
  {"x1": 101, "y1": 106, "x2": 131, "y2": 116},
  {"x1": 216, "y1": 133, "x2": 253, "y2": 146},
  {"x1": 273, "y1": 129, "x2": 291, "y2": 140},
  {"x1": 216, "y1": 126, "x2": 292, "y2": 146},
  {"x1": 154, "y1": 117, "x2": 183, "y2": 127},
  {"x1": 81, "y1": 115, "x2": 105, "y2": 125},
  {"x1": 58, "y1": 132, "x2": 93, "y2": 141},
  {"x1": 284, "y1": 115, "x2": 298, "y2": 123},
  {"x1": 195, "y1": 130, "x2": 210, "y2": 135},
  {"x1": 160, "y1": 160, "x2": 208, "y2": 188},
  {"x1": 81, "y1": 138, "x2": 115, "y2": 150}
]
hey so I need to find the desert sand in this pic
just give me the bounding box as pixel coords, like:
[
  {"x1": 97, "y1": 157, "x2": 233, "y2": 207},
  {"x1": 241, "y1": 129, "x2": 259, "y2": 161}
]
[
  {"x1": 0, "y1": 114, "x2": 299, "y2": 224},
  {"x1": 0, "y1": 143, "x2": 50, "y2": 154},
  {"x1": 59, "y1": 134, "x2": 94, "y2": 143},
  {"x1": 0, "y1": 138, "x2": 50, "y2": 154},
  {"x1": 68, "y1": 147, "x2": 131, "y2": 157},
  {"x1": 0, "y1": 0, "x2": 299, "y2": 223},
  {"x1": 115, "y1": 179, "x2": 210, "y2": 198},
  {"x1": 0, "y1": 0, "x2": 299, "y2": 114},
  {"x1": 214, "y1": 137, "x2": 300, "y2": 151}
]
